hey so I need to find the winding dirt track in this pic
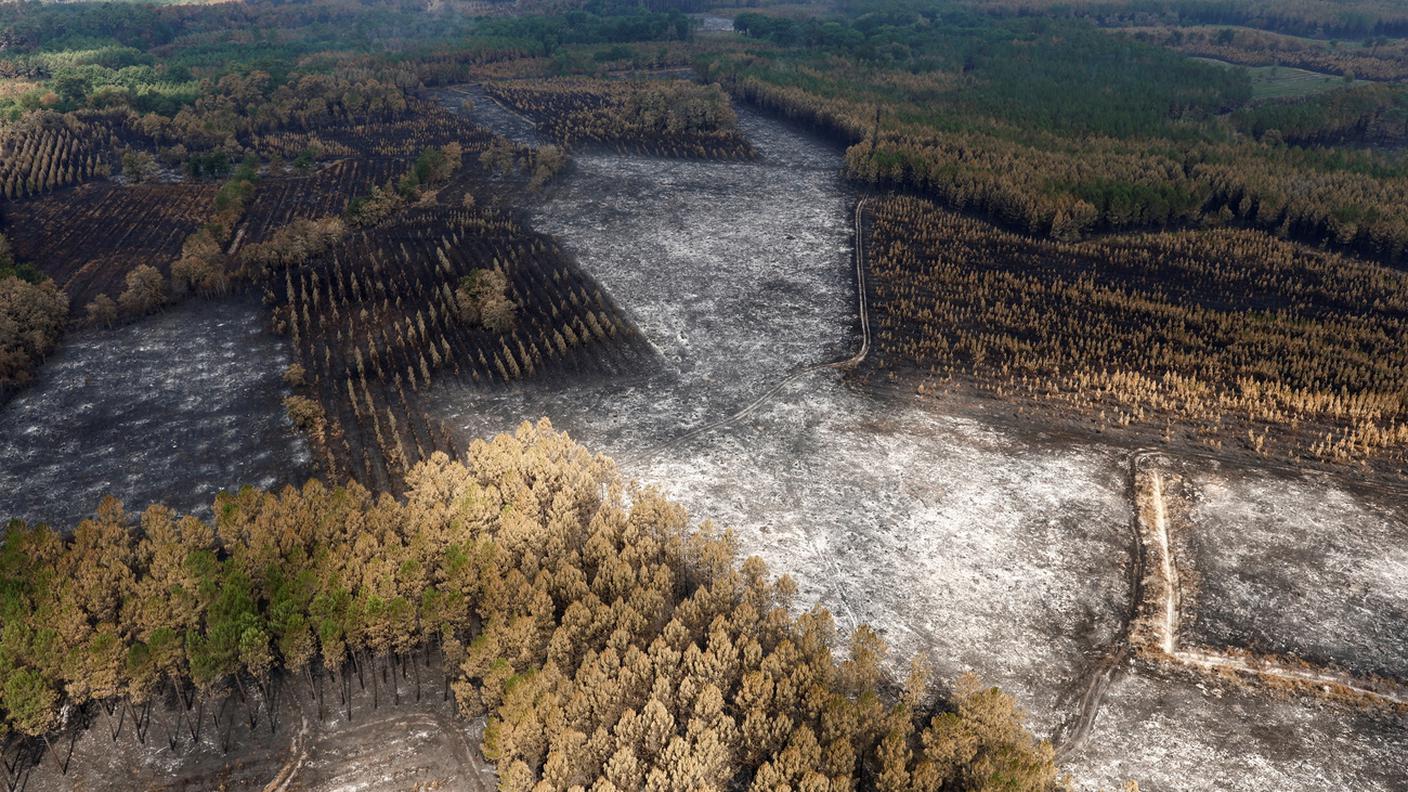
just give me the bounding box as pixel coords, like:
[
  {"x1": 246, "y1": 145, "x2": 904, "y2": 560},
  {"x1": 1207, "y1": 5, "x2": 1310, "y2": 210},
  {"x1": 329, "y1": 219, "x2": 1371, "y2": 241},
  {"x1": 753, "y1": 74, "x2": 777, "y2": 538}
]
[{"x1": 1052, "y1": 458, "x2": 1145, "y2": 761}]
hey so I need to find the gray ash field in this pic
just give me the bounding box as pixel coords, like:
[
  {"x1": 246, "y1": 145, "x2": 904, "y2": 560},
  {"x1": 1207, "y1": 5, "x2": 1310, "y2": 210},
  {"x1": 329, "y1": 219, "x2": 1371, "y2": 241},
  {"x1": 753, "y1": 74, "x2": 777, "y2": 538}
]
[
  {"x1": 1179, "y1": 467, "x2": 1408, "y2": 681},
  {"x1": 1066, "y1": 668, "x2": 1408, "y2": 792},
  {"x1": 428, "y1": 98, "x2": 1132, "y2": 737},
  {"x1": 425, "y1": 90, "x2": 1408, "y2": 791},
  {"x1": 0, "y1": 296, "x2": 311, "y2": 530}
]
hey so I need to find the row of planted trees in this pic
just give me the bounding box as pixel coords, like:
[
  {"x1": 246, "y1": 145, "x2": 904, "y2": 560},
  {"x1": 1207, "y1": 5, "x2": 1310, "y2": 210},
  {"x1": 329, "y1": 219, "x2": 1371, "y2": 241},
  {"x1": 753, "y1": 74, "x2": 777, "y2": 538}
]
[
  {"x1": 485, "y1": 77, "x2": 756, "y2": 161},
  {"x1": 270, "y1": 200, "x2": 640, "y2": 494},
  {"x1": 0, "y1": 112, "x2": 112, "y2": 199},
  {"x1": 865, "y1": 194, "x2": 1408, "y2": 470},
  {"x1": 0, "y1": 421, "x2": 1062, "y2": 792}
]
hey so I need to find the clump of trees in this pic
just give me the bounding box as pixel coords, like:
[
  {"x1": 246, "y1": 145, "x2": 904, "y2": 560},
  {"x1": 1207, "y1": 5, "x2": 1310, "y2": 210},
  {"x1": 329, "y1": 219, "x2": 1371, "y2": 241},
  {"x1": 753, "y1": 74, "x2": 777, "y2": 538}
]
[
  {"x1": 345, "y1": 182, "x2": 405, "y2": 228},
  {"x1": 170, "y1": 227, "x2": 229, "y2": 296},
  {"x1": 239, "y1": 216, "x2": 345, "y2": 271},
  {"x1": 119, "y1": 149, "x2": 157, "y2": 183},
  {"x1": 116, "y1": 263, "x2": 166, "y2": 316},
  {"x1": 456, "y1": 268, "x2": 517, "y2": 333},
  {"x1": 84, "y1": 294, "x2": 116, "y2": 328},
  {"x1": 0, "y1": 421, "x2": 1061, "y2": 791},
  {"x1": 479, "y1": 136, "x2": 569, "y2": 191},
  {"x1": 398, "y1": 142, "x2": 462, "y2": 198},
  {"x1": 347, "y1": 145, "x2": 462, "y2": 226},
  {"x1": 0, "y1": 236, "x2": 68, "y2": 391}
]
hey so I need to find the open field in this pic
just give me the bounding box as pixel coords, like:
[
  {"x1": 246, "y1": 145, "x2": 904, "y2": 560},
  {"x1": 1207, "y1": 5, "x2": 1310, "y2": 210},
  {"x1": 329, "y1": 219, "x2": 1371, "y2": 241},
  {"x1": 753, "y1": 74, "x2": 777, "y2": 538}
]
[
  {"x1": 1191, "y1": 56, "x2": 1363, "y2": 99},
  {"x1": 1177, "y1": 465, "x2": 1408, "y2": 683},
  {"x1": 0, "y1": 296, "x2": 310, "y2": 530},
  {"x1": 1066, "y1": 668, "x2": 1408, "y2": 791}
]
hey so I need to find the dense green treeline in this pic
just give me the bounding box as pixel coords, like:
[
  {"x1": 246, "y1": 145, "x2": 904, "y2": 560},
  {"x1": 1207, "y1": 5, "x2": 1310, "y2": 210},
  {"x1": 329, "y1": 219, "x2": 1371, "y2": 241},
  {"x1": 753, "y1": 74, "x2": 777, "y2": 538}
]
[
  {"x1": 0, "y1": 0, "x2": 692, "y2": 119},
  {"x1": 736, "y1": 8, "x2": 1250, "y2": 139},
  {"x1": 0, "y1": 421, "x2": 1060, "y2": 791},
  {"x1": 709, "y1": 0, "x2": 1408, "y2": 259},
  {"x1": 1232, "y1": 82, "x2": 1408, "y2": 144},
  {"x1": 962, "y1": 0, "x2": 1408, "y2": 39}
]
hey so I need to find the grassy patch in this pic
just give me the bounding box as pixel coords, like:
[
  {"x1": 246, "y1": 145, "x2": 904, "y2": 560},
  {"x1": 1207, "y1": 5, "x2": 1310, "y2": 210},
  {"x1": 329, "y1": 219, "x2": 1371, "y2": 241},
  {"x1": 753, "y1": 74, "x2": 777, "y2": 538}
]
[{"x1": 1192, "y1": 57, "x2": 1362, "y2": 100}]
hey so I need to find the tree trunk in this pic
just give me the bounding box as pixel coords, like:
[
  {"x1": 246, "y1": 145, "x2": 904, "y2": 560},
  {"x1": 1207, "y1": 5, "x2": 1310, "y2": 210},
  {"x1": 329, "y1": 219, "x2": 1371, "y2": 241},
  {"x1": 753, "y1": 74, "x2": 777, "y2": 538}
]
[
  {"x1": 234, "y1": 674, "x2": 258, "y2": 731},
  {"x1": 2, "y1": 741, "x2": 22, "y2": 792},
  {"x1": 62, "y1": 729, "x2": 76, "y2": 775},
  {"x1": 134, "y1": 700, "x2": 151, "y2": 746},
  {"x1": 162, "y1": 709, "x2": 180, "y2": 754},
  {"x1": 391, "y1": 654, "x2": 401, "y2": 706},
  {"x1": 267, "y1": 678, "x2": 279, "y2": 736},
  {"x1": 192, "y1": 696, "x2": 205, "y2": 745},
  {"x1": 39, "y1": 735, "x2": 62, "y2": 777},
  {"x1": 107, "y1": 698, "x2": 126, "y2": 742},
  {"x1": 218, "y1": 696, "x2": 235, "y2": 754},
  {"x1": 370, "y1": 651, "x2": 380, "y2": 711}
]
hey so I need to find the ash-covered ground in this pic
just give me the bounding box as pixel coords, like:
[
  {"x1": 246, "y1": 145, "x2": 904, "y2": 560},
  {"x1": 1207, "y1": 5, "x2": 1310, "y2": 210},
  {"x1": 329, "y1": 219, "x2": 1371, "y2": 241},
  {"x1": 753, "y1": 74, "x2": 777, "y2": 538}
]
[
  {"x1": 1067, "y1": 668, "x2": 1408, "y2": 792},
  {"x1": 19, "y1": 659, "x2": 495, "y2": 792},
  {"x1": 427, "y1": 101, "x2": 1133, "y2": 737},
  {"x1": 1180, "y1": 468, "x2": 1408, "y2": 681},
  {"x1": 428, "y1": 91, "x2": 1408, "y2": 791},
  {"x1": 0, "y1": 296, "x2": 311, "y2": 530}
]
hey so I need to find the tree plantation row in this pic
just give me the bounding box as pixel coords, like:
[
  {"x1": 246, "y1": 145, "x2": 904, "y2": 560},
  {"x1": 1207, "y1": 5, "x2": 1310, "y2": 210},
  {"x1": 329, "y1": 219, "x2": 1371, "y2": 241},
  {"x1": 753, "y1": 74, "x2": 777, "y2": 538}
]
[
  {"x1": 865, "y1": 195, "x2": 1408, "y2": 475},
  {"x1": 484, "y1": 77, "x2": 756, "y2": 160},
  {"x1": 1118, "y1": 25, "x2": 1408, "y2": 83},
  {"x1": 270, "y1": 204, "x2": 645, "y2": 494},
  {"x1": 0, "y1": 421, "x2": 1061, "y2": 792}
]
